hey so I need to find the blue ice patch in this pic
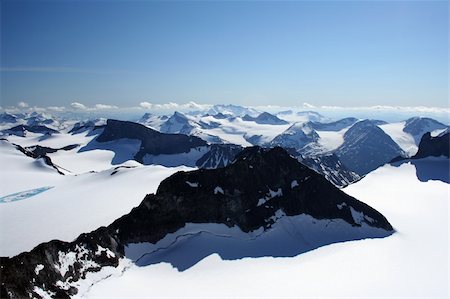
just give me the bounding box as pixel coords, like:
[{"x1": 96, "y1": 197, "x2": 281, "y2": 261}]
[{"x1": 0, "y1": 186, "x2": 54, "y2": 203}]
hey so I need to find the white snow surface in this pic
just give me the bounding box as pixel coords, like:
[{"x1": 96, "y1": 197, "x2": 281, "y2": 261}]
[
  {"x1": 315, "y1": 128, "x2": 348, "y2": 152},
  {"x1": 0, "y1": 140, "x2": 194, "y2": 256},
  {"x1": 86, "y1": 159, "x2": 449, "y2": 298},
  {"x1": 379, "y1": 121, "x2": 417, "y2": 156}
]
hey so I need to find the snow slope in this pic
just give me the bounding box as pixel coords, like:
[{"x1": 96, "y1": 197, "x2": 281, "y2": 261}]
[
  {"x1": 0, "y1": 140, "x2": 194, "y2": 256},
  {"x1": 86, "y1": 159, "x2": 449, "y2": 298}
]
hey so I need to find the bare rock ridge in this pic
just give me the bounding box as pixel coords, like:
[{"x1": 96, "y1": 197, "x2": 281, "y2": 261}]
[
  {"x1": 413, "y1": 132, "x2": 449, "y2": 159},
  {"x1": 1, "y1": 146, "x2": 393, "y2": 298}
]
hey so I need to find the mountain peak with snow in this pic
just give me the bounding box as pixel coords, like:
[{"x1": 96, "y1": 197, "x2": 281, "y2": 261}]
[
  {"x1": 269, "y1": 122, "x2": 320, "y2": 149},
  {"x1": 335, "y1": 120, "x2": 404, "y2": 175}
]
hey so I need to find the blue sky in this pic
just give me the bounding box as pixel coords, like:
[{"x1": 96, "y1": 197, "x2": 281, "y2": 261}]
[{"x1": 1, "y1": 0, "x2": 448, "y2": 109}]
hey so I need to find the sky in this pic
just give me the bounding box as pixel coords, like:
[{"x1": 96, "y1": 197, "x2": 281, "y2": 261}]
[{"x1": 0, "y1": 0, "x2": 448, "y2": 109}]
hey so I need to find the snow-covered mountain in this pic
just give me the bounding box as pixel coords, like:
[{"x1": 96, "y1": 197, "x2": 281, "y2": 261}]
[
  {"x1": 269, "y1": 122, "x2": 320, "y2": 149},
  {"x1": 379, "y1": 117, "x2": 448, "y2": 157},
  {"x1": 335, "y1": 120, "x2": 404, "y2": 176},
  {"x1": 137, "y1": 113, "x2": 168, "y2": 130},
  {"x1": 159, "y1": 111, "x2": 197, "y2": 134},
  {"x1": 0, "y1": 146, "x2": 393, "y2": 298},
  {"x1": 403, "y1": 117, "x2": 448, "y2": 144}
]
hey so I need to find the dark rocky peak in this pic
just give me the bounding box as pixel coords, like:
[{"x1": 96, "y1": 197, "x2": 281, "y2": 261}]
[
  {"x1": 310, "y1": 117, "x2": 359, "y2": 131},
  {"x1": 413, "y1": 132, "x2": 449, "y2": 159},
  {"x1": 196, "y1": 144, "x2": 242, "y2": 169},
  {"x1": 97, "y1": 119, "x2": 159, "y2": 141},
  {"x1": 151, "y1": 146, "x2": 392, "y2": 233}
]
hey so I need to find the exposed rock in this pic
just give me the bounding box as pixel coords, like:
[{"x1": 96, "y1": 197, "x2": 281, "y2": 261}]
[{"x1": 413, "y1": 132, "x2": 449, "y2": 159}]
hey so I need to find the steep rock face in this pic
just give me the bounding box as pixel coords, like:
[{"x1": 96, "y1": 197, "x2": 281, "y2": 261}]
[
  {"x1": 298, "y1": 153, "x2": 360, "y2": 188},
  {"x1": 270, "y1": 122, "x2": 320, "y2": 150},
  {"x1": 114, "y1": 146, "x2": 392, "y2": 245},
  {"x1": 196, "y1": 144, "x2": 243, "y2": 169},
  {"x1": 1, "y1": 147, "x2": 393, "y2": 298},
  {"x1": 403, "y1": 117, "x2": 448, "y2": 144},
  {"x1": 413, "y1": 132, "x2": 449, "y2": 159},
  {"x1": 335, "y1": 120, "x2": 404, "y2": 176},
  {"x1": 95, "y1": 119, "x2": 207, "y2": 162}
]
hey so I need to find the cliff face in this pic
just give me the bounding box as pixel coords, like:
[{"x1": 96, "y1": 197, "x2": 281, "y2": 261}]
[{"x1": 413, "y1": 132, "x2": 449, "y2": 159}]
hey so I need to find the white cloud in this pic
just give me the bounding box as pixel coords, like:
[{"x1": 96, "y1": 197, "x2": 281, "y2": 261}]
[
  {"x1": 17, "y1": 101, "x2": 29, "y2": 108},
  {"x1": 94, "y1": 104, "x2": 118, "y2": 109},
  {"x1": 139, "y1": 102, "x2": 153, "y2": 109},
  {"x1": 302, "y1": 102, "x2": 316, "y2": 109},
  {"x1": 317, "y1": 104, "x2": 450, "y2": 113},
  {"x1": 139, "y1": 101, "x2": 211, "y2": 110},
  {"x1": 47, "y1": 106, "x2": 66, "y2": 112},
  {"x1": 71, "y1": 102, "x2": 88, "y2": 110}
]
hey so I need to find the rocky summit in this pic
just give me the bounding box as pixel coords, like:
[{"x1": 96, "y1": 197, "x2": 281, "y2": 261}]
[{"x1": 0, "y1": 147, "x2": 393, "y2": 299}]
